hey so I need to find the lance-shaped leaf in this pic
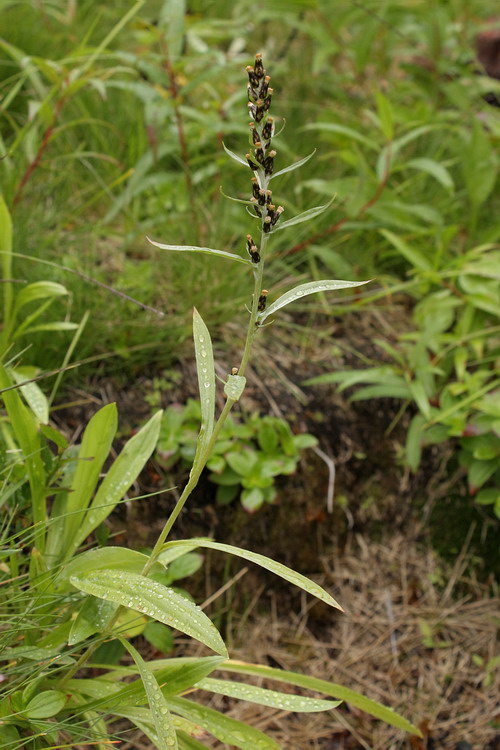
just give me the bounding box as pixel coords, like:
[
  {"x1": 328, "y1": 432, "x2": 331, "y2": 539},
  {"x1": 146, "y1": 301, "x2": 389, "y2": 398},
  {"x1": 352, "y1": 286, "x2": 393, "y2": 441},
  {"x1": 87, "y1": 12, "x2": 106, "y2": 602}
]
[
  {"x1": 68, "y1": 596, "x2": 117, "y2": 645},
  {"x1": 270, "y1": 149, "x2": 316, "y2": 181},
  {"x1": 58, "y1": 546, "x2": 152, "y2": 591},
  {"x1": 272, "y1": 194, "x2": 336, "y2": 232},
  {"x1": 66, "y1": 410, "x2": 162, "y2": 558},
  {"x1": 10, "y1": 366, "x2": 49, "y2": 424},
  {"x1": 222, "y1": 141, "x2": 249, "y2": 167},
  {"x1": 191, "y1": 309, "x2": 215, "y2": 474},
  {"x1": 147, "y1": 237, "x2": 251, "y2": 265},
  {"x1": 219, "y1": 186, "x2": 254, "y2": 205},
  {"x1": 259, "y1": 279, "x2": 371, "y2": 323},
  {"x1": 195, "y1": 677, "x2": 340, "y2": 712},
  {"x1": 121, "y1": 639, "x2": 178, "y2": 750},
  {"x1": 47, "y1": 402, "x2": 118, "y2": 562},
  {"x1": 70, "y1": 569, "x2": 228, "y2": 657},
  {"x1": 221, "y1": 661, "x2": 421, "y2": 736},
  {"x1": 168, "y1": 697, "x2": 279, "y2": 750},
  {"x1": 163, "y1": 539, "x2": 342, "y2": 610}
]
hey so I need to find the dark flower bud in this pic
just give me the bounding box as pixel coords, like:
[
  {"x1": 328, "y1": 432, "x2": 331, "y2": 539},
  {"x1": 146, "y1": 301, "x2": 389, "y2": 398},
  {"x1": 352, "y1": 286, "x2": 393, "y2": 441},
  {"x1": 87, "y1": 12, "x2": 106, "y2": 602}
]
[
  {"x1": 262, "y1": 117, "x2": 274, "y2": 141},
  {"x1": 257, "y1": 189, "x2": 267, "y2": 206},
  {"x1": 247, "y1": 102, "x2": 256, "y2": 119},
  {"x1": 260, "y1": 76, "x2": 271, "y2": 99},
  {"x1": 265, "y1": 190, "x2": 273, "y2": 204},
  {"x1": 254, "y1": 99, "x2": 265, "y2": 123},
  {"x1": 263, "y1": 91, "x2": 273, "y2": 112},
  {"x1": 254, "y1": 142, "x2": 265, "y2": 163},
  {"x1": 246, "y1": 234, "x2": 254, "y2": 251},
  {"x1": 247, "y1": 84, "x2": 259, "y2": 102},
  {"x1": 271, "y1": 206, "x2": 284, "y2": 225},
  {"x1": 258, "y1": 289, "x2": 268, "y2": 312},
  {"x1": 249, "y1": 246, "x2": 260, "y2": 263},
  {"x1": 250, "y1": 197, "x2": 262, "y2": 216},
  {"x1": 254, "y1": 54, "x2": 265, "y2": 79},
  {"x1": 246, "y1": 153, "x2": 259, "y2": 171},
  {"x1": 263, "y1": 215, "x2": 272, "y2": 233},
  {"x1": 249, "y1": 122, "x2": 259, "y2": 144},
  {"x1": 263, "y1": 149, "x2": 276, "y2": 175},
  {"x1": 251, "y1": 177, "x2": 260, "y2": 200},
  {"x1": 246, "y1": 66, "x2": 260, "y2": 89}
]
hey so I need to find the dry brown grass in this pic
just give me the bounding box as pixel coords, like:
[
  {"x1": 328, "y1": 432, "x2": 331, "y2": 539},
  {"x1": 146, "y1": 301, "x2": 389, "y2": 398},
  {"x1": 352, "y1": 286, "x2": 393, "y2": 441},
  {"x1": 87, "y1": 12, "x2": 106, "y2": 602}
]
[{"x1": 117, "y1": 533, "x2": 499, "y2": 750}]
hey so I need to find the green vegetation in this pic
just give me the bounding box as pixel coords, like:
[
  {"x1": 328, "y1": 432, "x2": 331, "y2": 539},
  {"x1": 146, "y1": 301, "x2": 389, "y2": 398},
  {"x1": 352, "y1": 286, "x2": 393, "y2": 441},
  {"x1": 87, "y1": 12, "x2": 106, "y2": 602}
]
[{"x1": 1, "y1": 0, "x2": 499, "y2": 747}]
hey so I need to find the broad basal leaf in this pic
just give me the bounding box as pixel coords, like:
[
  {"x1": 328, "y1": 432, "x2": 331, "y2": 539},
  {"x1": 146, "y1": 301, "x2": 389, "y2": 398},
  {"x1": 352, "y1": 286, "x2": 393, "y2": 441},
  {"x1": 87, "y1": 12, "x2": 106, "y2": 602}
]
[
  {"x1": 70, "y1": 569, "x2": 228, "y2": 656},
  {"x1": 258, "y1": 279, "x2": 371, "y2": 323},
  {"x1": 163, "y1": 539, "x2": 342, "y2": 610}
]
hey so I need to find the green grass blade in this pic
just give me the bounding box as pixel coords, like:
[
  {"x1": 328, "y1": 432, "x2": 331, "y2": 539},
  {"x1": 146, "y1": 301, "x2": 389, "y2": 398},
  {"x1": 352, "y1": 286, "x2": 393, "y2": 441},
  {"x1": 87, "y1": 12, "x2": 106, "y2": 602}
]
[
  {"x1": 163, "y1": 539, "x2": 342, "y2": 610},
  {"x1": 0, "y1": 195, "x2": 13, "y2": 325},
  {"x1": 221, "y1": 661, "x2": 421, "y2": 736}
]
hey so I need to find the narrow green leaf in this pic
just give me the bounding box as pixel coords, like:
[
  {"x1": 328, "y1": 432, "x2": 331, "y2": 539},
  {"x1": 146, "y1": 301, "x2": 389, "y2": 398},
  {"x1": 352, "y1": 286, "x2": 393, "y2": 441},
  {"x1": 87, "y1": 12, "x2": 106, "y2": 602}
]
[
  {"x1": 67, "y1": 410, "x2": 162, "y2": 557},
  {"x1": 196, "y1": 677, "x2": 340, "y2": 712},
  {"x1": 270, "y1": 149, "x2": 316, "y2": 180},
  {"x1": 259, "y1": 279, "x2": 370, "y2": 322},
  {"x1": 163, "y1": 539, "x2": 342, "y2": 610},
  {"x1": 222, "y1": 141, "x2": 249, "y2": 167},
  {"x1": 147, "y1": 237, "x2": 251, "y2": 265},
  {"x1": 121, "y1": 639, "x2": 178, "y2": 750},
  {"x1": 304, "y1": 123, "x2": 378, "y2": 150},
  {"x1": 168, "y1": 697, "x2": 279, "y2": 750},
  {"x1": 159, "y1": 0, "x2": 185, "y2": 58},
  {"x1": 224, "y1": 374, "x2": 246, "y2": 401},
  {"x1": 70, "y1": 569, "x2": 228, "y2": 656},
  {"x1": 47, "y1": 403, "x2": 118, "y2": 562},
  {"x1": 10, "y1": 366, "x2": 49, "y2": 424},
  {"x1": 0, "y1": 194, "x2": 13, "y2": 323},
  {"x1": 409, "y1": 380, "x2": 431, "y2": 420},
  {"x1": 24, "y1": 690, "x2": 67, "y2": 719},
  {"x1": 406, "y1": 414, "x2": 426, "y2": 471},
  {"x1": 374, "y1": 90, "x2": 394, "y2": 140},
  {"x1": 13, "y1": 281, "x2": 68, "y2": 313},
  {"x1": 221, "y1": 661, "x2": 421, "y2": 736},
  {"x1": 406, "y1": 158, "x2": 454, "y2": 191},
  {"x1": 380, "y1": 229, "x2": 432, "y2": 272},
  {"x1": 273, "y1": 195, "x2": 336, "y2": 232},
  {"x1": 191, "y1": 309, "x2": 215, "y2": 473}
]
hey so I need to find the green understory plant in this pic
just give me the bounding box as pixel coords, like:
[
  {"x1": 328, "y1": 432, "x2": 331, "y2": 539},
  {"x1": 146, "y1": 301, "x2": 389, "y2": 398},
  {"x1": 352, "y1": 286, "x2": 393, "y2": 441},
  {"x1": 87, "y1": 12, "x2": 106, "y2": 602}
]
[
  {"x1": 306, "y1": 241, "x2": 500, "y2": 517},
  {"x1": 157, "y1": 399, "x2": 318, "y2": 512},
  {"x1": 0, "y1": 55, "x2": 420, "y2": 748}
]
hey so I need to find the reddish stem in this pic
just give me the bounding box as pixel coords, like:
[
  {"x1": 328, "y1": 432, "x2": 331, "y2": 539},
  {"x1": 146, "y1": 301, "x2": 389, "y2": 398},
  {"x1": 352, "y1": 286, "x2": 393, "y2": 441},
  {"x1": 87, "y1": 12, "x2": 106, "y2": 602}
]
[
  {"x1": 283, "y1": 146, "x2": 392, "y2": 257},
  {"x1": 12, "y1": 95, "x2": 66, "y2": 208},
  {"x1": 160, "y1": 38, "x2": 200, "y2": 241}
]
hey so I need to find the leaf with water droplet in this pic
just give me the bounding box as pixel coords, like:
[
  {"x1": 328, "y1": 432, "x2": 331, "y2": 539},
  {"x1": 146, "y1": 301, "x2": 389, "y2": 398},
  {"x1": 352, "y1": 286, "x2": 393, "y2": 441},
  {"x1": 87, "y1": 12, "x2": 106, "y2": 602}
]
[
  {"x1": 222, "y1": 661, "x2": 422, "y2": 736},
  {"x1": 196, "y1": 677, "x2": 340, "y2": 712},
  {"x1": 259, "y1": 279, "x2": 371, "y2": 323},
  {"x1": 224, "y1": 374, "x2": 246, "y2": 401},
  {"x1": 191, "y1": 309, "x2": 215, "y2": 475},
  {"x1": 163, "y1": 539, "x2": 342, "y2": 610},
  {"x1": 147, "y1": 237, "x2": 251, "y2": 266},
  {"x1": 68, "y1": 595, "x2": 117, "y2": 645},
  {"x1": 167, "y1": 697, "x2": 279, "y2": 750},
  {"x1": 70, "y1": 569, "x2": 227, "y2": 656},
  {"x1": 120, "y1": 639, "x2": 178, "y2": 750}
]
